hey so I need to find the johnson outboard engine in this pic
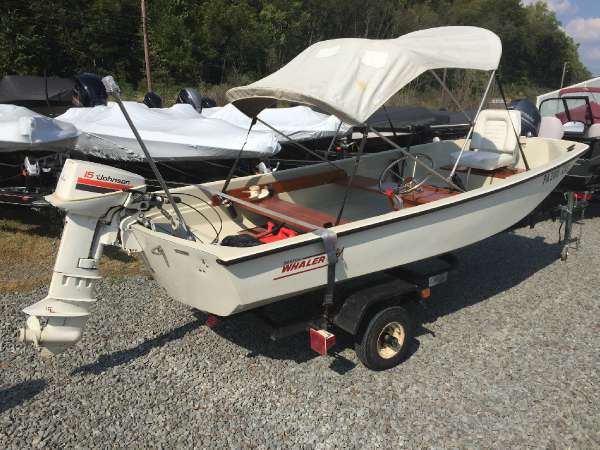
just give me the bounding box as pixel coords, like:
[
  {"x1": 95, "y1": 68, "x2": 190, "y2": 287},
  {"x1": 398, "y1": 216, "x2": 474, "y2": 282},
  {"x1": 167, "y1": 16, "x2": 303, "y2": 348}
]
[
  {"x1": 19, "y1": 159, "x2": 146, "y2": 355},
  {"x1": 511, "y1": 99, "x2": 541, "y2": 136},
  {"x1": 176, "y1": 88, "x2": 217, "y2": 112},
  {"x1": 143, "y1": 91, "x2": 163, "y2": 108},
  {"x1": 72, "y1": 73, "x2": 108, "y2": 107}
]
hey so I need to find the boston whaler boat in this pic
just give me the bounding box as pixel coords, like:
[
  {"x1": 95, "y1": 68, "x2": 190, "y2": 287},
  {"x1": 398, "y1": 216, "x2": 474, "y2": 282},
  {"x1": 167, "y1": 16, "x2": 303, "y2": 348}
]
[{"x1": 19, "y1": 27, "x2": 588, "y2": 370}]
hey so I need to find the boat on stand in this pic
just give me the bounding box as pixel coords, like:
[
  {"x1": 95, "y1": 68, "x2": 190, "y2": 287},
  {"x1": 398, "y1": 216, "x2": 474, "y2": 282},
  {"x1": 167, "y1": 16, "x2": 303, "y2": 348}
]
[{"x1": 18, "y1": 26, "x2": 588, "y2": 370}]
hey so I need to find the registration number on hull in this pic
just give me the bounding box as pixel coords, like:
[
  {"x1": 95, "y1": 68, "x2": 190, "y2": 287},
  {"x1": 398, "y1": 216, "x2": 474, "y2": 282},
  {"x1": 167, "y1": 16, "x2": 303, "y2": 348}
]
[{"x1": 542, "y1": 164, "x2": 570, "y2": 185}]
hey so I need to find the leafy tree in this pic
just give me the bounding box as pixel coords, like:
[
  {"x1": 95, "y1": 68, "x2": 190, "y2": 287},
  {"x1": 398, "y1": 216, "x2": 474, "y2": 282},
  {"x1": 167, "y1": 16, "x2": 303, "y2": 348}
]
[{"x1": 0, "y1": 0, "x2": 591, "y2": 92}]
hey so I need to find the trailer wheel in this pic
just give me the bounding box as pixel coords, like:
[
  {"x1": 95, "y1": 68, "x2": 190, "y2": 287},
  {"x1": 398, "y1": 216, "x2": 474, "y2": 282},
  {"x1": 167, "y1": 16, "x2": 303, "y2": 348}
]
[{"x1": 355, "y1": 305, "x2": 414, "y2": 370}]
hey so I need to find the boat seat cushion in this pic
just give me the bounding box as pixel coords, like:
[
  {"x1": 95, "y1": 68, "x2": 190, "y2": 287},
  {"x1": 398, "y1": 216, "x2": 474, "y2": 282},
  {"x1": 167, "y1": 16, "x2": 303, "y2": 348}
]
[
  {"x1": 449, "y1": 150, "x2": 515, "y2": 171},
  {"x1": 450, "y1": 109, "x2": 521, "y2": 170}
]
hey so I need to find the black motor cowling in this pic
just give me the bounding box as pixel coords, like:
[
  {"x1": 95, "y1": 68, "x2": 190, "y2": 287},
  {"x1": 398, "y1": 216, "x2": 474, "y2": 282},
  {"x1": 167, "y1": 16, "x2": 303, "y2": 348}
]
[
  {"x1": 176, "y1": 88, "x2": 216, "y2": 112},
  {"x1": 143, "y1": 91, "x2": 163, "y2": 108},
  {"x1": 510, "y1": 98, "x2": 541, "y2": 136},
  {"x1": 176, "y1": 88, "x2": 202, "y2": 112},
  {"x1": 72, "y1": 73, "x2": 108, "y2": 107}
]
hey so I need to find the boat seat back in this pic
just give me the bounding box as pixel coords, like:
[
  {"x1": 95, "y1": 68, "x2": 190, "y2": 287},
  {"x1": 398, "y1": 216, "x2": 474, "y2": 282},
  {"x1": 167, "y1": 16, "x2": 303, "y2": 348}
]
[
  {"x1": 471, "y1": 109, "x2": 521, "y2": 154},
  {"x1": 538, "y1": 116, "x2": 564, "y2": 139},
  {"x1": 586, "y1": 123, "x2": 600, "y2": 138},
  {"x1": 450, "y1": 109, "x2": 521, "y2": 171}
]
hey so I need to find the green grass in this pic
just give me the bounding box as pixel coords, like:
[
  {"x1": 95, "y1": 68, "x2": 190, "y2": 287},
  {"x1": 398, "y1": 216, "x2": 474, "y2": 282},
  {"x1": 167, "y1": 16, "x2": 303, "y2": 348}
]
[{"x1": 0, "y1": 207, "x2": 145, "y2": 294}]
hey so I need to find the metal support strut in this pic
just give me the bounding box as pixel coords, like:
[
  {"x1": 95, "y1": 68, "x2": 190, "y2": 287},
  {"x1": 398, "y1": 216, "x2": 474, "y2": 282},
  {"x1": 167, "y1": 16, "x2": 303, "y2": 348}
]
[{"x1": 101, "y1": 76, "x2": 194, "y2": 240}]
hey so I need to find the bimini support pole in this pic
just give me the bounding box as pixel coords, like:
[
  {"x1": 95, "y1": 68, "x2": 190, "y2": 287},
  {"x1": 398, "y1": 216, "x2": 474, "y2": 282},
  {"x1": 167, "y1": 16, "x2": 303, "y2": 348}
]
[
  {"x1": 221, "y1": 117, "x2": 257, "y2": 195},
  {"x1": 447, "y1": 70, "x2": 496, "y2": 180},
  {"x1": 101, "y1": 76, "x2": 193, "y2": 240},
  {"x1": 495, "y1": 73, "x2": 531, "y2": 171},
  {"x1": 429, "y1": 70, "x2": 473, "y2": 124},
  {"x1": 335, "y1": 129, "x2": 368, "y2": 225},
  {"x1": 256, "y1": 117, "x2": 343, "y2": 171}
]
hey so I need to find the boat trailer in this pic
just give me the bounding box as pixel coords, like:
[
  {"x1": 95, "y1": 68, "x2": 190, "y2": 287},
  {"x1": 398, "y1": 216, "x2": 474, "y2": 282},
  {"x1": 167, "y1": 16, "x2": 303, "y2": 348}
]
[{"x1": 208, "y1": 254, "x2": 457, "y2": 370}]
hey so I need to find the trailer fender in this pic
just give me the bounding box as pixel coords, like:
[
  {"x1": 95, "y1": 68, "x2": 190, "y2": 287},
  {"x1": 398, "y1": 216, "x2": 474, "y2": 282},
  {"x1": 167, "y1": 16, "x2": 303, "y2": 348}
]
[{"x1": 333, "y1": 279, "x2": 418, "y2": 335}]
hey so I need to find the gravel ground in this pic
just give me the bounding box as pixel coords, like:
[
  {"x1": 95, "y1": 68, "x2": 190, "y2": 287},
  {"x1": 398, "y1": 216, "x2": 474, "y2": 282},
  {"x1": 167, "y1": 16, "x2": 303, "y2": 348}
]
[{"x1": 1, "y1": 204, "x2": 599, "y2": 449}]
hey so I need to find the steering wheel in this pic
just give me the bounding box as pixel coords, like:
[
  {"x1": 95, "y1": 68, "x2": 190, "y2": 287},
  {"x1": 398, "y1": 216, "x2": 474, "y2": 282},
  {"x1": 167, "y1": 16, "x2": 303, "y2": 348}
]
[{"x1": 378, "y1": 153, "x2": 435, "y2": 195}]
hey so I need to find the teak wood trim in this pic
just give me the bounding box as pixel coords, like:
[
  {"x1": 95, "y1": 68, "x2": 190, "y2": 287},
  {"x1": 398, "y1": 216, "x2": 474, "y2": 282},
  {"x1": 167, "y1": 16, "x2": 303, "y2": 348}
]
[{"x1": 440, "y1": 165, "x2": 525, "y2": 179}]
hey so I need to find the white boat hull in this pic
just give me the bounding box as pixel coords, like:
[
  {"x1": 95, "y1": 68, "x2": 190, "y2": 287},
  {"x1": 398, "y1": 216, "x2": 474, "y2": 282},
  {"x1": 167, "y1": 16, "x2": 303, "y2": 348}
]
[{"x1": 131, "y1": 150, "x2": 580, "y2": 316}]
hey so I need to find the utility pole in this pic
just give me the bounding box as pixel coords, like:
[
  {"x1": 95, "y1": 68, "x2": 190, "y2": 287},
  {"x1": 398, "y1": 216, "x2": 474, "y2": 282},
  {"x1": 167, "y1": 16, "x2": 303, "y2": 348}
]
[
  {"x1": 560, "y1": 61, "x2": 568, "y2": 88},
  {"x1": 141, "y1": 0, "x2": 152, "y2": 92}
]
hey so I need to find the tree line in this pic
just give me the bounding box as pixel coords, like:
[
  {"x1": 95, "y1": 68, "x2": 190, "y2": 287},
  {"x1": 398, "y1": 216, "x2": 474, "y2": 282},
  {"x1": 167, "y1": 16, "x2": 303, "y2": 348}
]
[{"x1": 0, "y1": 0, "x2": 591, "y2": 92}]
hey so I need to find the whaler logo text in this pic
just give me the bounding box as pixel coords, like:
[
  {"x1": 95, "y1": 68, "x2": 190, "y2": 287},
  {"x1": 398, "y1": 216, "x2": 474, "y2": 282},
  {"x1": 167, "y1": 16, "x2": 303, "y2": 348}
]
[{"x1": 273, "y1": 248, "x2": 343, "y2": 280}]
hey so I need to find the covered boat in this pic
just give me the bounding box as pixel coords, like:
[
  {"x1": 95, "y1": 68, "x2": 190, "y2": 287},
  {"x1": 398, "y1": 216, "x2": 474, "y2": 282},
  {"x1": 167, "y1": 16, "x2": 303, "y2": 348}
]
[
  {"x1": 18, "y1": 27, "x2": 588, "y2": 369},
  {"x1": 0, "y1": 75, "x2": 75, "y2": 117},
  {"x1": 56, "y1": 101, "x2": 281, "y2": 161},
  {"x1": 0, "y1": 104, "x2": 79, "y2": 152}
]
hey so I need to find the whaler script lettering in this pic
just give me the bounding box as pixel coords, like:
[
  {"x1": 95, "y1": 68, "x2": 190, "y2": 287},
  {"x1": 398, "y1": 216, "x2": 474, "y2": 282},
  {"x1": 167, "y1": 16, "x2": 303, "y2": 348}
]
[
  {"x1": 282, "y1": 256, "x2": 326, "y2": 273},
  {"x1": 274, "y1": 248, "x2": 343, "y2": 280}
]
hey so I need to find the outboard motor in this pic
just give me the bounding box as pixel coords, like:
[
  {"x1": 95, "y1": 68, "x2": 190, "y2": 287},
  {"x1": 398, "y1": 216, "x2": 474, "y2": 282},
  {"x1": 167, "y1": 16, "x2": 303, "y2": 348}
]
[
  {"x1": 143, "y1": 91, "x2": 163, "y2": 108},
  {"x1": 511, "y1": 99, "x2": 541, "y2": 136},
  {"x1": 176, "y1": 87, "x2": 203, "y2": 112},
  {"x1": 201, "y1": 96, "x2": 217, "y2": 109},
  {"x1": 19, "y1": 159, "x2": 146, "y2": 355},
  {"x1": 176, "y1": 88, "x2": 217, "y2": 112},
  {"x1": 72, "y1": 73, "x2": 108, "y2": 107}
]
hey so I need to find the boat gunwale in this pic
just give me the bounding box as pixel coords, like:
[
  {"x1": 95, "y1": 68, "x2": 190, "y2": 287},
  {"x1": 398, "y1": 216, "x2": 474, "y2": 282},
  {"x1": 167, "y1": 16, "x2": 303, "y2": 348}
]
[{"x1": 131, "y1": 140, "x2": 587, "y2": 267}]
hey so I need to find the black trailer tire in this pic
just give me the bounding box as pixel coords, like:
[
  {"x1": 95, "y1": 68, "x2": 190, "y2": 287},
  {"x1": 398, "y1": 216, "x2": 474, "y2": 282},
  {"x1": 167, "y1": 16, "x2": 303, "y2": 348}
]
[{"x1": 355, "y1": 305, "x2": 414, "y2": 371}]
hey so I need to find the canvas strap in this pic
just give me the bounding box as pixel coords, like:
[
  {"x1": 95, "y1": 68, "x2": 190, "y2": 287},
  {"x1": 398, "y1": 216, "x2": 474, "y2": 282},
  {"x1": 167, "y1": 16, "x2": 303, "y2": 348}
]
[{"x1": 314, "y1": 228, "x2": 338, "y2": 316}]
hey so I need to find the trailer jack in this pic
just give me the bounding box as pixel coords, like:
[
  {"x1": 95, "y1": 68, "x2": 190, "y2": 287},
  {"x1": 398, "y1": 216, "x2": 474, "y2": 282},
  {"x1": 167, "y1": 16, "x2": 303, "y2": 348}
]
[{"x1": 559, "y1": 191, "x2": 588, "y2": 261}]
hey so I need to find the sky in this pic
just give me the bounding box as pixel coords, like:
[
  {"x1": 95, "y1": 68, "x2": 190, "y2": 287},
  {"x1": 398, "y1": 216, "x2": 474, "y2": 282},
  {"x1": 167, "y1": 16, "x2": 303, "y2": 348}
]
[{"x1": 523, "y1": 0, "x2": 600, "y2": 76}]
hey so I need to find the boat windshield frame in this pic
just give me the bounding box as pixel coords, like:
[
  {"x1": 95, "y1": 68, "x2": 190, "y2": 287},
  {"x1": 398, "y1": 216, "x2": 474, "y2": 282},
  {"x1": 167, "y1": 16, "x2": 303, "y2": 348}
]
[{"x1": 539, "y1": 95, "x2": 598, "y2": 128}]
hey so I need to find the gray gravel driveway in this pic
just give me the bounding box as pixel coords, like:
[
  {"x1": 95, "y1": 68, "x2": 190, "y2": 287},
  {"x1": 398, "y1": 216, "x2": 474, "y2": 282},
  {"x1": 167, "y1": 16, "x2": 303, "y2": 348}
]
[{"x1": 1, "y1": 205, "x2": 599, "y2": 448}]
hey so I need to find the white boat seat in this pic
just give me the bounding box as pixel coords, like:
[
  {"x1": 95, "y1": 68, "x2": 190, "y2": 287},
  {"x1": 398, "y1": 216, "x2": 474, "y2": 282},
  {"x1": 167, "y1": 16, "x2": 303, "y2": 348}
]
[
  {"x1": 538, "y1": 116, "x2": 564, "y2": 139},
  {"x1": 586, "y1": 123, "x2": 600, "y2": 138},
  {"x1": 450, "y1": 109, "x2": 521, "y2": 171}
]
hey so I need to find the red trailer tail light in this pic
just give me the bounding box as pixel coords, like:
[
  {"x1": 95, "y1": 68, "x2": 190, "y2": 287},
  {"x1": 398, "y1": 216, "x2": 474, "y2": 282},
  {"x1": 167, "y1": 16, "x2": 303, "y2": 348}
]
[
  {"x1": 205, "y1": 314, "x2": 221, "y2": 329},
  {"x1": 309, "y1": 328, "x2": 336, "y2": 355}
]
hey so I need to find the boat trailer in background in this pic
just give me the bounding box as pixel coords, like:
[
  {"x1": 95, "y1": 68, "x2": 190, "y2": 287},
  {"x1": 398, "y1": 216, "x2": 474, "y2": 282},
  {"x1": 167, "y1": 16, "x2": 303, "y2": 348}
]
[
  {"x1": 523, "y1": 187, "x2": 595, "y2": 261},
  {"x1": 558, "y1": 190, "x2": 594, "y2": 260}
]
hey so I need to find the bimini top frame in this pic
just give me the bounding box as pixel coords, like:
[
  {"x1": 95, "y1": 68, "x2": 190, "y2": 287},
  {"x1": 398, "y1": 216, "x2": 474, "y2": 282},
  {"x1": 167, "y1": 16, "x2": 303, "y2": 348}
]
[
  {"x1": 224, "y1": 26, "x2": 503, "y2": 193},
  {"x1": 227, "y1": 26, "x2": 501, "y2": 126}
]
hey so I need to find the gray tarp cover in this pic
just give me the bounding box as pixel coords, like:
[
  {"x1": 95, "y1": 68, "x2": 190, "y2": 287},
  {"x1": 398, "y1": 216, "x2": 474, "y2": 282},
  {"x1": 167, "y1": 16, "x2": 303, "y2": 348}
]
[{"x1": 0, "y1": 76, "x2": 74, "y2": 104}]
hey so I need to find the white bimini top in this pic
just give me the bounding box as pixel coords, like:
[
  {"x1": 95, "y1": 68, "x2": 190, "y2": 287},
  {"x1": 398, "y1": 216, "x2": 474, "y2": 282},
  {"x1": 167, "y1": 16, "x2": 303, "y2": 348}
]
[{"x1": 227, "y1": 26, "x2": 502, "y2": 125}]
